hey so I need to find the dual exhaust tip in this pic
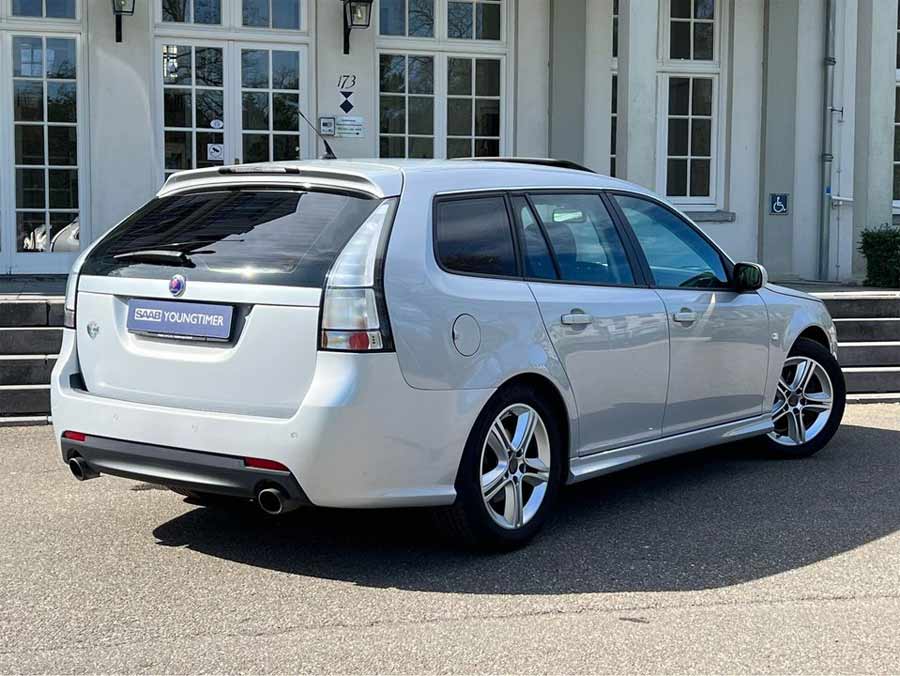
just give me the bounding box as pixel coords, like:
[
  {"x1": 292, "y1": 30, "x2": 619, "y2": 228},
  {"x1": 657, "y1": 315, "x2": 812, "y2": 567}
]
[{"x1": 67, "y1": 456, "x2": 299, "y2": 516}]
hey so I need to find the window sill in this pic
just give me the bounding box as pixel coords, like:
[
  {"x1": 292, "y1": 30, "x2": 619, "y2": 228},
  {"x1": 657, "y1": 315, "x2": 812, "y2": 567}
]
[{"x1": 684, "y1": 210, "x2": 736, "y2": 223}]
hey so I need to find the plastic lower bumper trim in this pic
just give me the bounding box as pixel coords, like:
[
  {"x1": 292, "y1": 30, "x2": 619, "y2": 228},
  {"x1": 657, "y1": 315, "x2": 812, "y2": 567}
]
[{"x1": 61, "y1": 434, "x2": 311, "y2": 504}]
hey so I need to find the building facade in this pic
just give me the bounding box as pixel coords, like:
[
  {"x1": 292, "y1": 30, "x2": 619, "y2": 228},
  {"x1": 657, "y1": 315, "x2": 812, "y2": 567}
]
[{"x1": 0, "y1": 0, "x2": 897, "y2": 281}]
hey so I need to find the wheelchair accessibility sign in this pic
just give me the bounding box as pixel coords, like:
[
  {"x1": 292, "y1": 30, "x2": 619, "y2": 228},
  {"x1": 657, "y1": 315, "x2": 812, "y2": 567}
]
[{"x1": 770, "y1": 193, "x2": 789, "y2": 215}]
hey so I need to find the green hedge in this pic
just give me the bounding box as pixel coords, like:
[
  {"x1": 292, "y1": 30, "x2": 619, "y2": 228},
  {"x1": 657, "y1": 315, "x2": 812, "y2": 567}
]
[{"x1": 860, "y1": 224, "x2": 900, "y2": 288}]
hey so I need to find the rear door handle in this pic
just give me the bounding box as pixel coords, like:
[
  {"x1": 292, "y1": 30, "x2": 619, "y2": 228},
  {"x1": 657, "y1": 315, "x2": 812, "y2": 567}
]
[
  {"x1": 672, "y1": 308, "x2": 697, "y2": 324},
  {"x1": 561, "y1": 311, "x2": 593, "y2": 326}
]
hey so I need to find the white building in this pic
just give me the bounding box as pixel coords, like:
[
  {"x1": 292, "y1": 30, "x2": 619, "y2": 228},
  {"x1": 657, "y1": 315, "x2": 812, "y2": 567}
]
[{"x1": 0, "y1": 0, "x2": 896, "y2": 282}]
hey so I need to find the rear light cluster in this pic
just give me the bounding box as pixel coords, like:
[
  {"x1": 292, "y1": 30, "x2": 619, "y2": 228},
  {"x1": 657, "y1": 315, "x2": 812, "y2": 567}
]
[
  {"x1": 62, "y1": 430, "x2": 87, "y2": 442},
  {"x1": 243, "y1": 457, "x2": 289, "y2": 471},
  {"x1": 63, "y1": 270, "x2": 78, "y2": 329},
  {"x1": 320, "y1": 199, "x2": 397, "y2": 352}
]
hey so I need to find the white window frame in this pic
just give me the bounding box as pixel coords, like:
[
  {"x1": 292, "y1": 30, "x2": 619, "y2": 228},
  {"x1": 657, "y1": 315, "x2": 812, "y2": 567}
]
[
  {"x1": 375, "y1": 0, "x2": 513, "y2": 159},
  {"x1": 655, "y1": 0, "x2": 728, "y2": 211},
  {"x1": 0, "y1": 28, "x2": 90, "y2": 273},
  {"x1": 3, "y1": 0, "x2": 81, "y2": 24},
  {"x1": 154, "y1": 0, "x2": 308, "y2": 35}
]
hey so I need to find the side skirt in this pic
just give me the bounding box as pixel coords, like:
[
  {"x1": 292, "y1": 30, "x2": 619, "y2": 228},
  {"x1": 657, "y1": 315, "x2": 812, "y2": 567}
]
[{"x1": 567, "y1": 414, "x2": 773, "y2": 484}]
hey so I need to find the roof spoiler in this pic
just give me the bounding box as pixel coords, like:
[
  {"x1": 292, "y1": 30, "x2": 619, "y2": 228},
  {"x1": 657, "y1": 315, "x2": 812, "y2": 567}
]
[{"x1": 452, "y1": 157, "x2": 596, "y2": 173}]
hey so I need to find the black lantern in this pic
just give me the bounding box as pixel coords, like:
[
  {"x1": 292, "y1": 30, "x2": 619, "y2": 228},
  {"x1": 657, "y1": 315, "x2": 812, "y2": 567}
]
[
  {"x1": 111, "y1": 0, "x2": 136, "y2": 42},
  {"x1": 343, "y1": 0, "x2": 374, "y2": 54}
]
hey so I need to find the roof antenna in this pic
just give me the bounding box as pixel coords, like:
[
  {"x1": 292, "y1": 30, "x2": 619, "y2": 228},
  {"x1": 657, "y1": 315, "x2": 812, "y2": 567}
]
[{"x1": 298, "y1": 109, "x2": 337, "y2": 160}]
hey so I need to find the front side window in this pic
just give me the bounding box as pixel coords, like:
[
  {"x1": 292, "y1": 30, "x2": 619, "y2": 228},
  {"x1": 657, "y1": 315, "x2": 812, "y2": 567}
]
[
  {"x1": 614, "y1": 194, "x2": 727, "y2": 288},
  {"x1": 530, "y1": 194, "x2": 634, "y2": 286},
  {"x1": 512, "y1": 196, "x2": 556, "y2": 280},
  {"x1": 379, "y1": 54, "x2": 435, "y2": 158},
  {"x1": 12, "y1": 36, "x2": 80, "y2": 253},
  {"x1": 12, "y1": 0, "x2": 75, "y2": 18},
  {"x1": 435, "y1": 196, "x2": 516, "y2": 276}
]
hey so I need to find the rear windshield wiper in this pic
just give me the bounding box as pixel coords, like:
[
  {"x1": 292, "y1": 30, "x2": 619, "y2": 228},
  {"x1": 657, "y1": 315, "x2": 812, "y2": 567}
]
[{"x1": 112, "y1": 249, "x2": 214, "y2": 265}]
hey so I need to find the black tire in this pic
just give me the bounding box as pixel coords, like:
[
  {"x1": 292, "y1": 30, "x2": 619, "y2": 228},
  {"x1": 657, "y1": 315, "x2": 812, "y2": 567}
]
[
  {"x1": 763, "y1": 337, "x2": 846, "y2": 458},
  {"x1": 435, "y1": 384, "x2": 565, "y2": 550}
]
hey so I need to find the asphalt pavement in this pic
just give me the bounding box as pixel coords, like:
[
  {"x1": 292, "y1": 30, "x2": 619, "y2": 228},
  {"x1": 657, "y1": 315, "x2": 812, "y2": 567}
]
[{"x1": 2, "y1": 404, "x2": 900, "y2": 674}]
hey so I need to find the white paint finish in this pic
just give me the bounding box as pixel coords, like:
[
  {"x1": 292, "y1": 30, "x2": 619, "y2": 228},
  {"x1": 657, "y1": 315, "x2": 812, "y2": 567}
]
[
  {"x1": 548, "y1": 0, "x2": 586, "y2": 163},
  {"x1": 514, "y1": 0, "x2": 550, "y2": 157},
  {"x1": 582, "y1": 0, "x2": 612, "y2": 173},
  {"x1": 853, "y1": 0, "x2": 899, "y2": 279},
  {"x1": 615, "y1": 0, "x2": 658, "y2": 190}
]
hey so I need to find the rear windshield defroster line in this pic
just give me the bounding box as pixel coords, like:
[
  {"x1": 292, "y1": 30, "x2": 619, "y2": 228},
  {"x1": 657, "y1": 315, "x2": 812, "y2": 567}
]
[{"x1": 81, "y1": 189, "x2": 381, "y2": 288}]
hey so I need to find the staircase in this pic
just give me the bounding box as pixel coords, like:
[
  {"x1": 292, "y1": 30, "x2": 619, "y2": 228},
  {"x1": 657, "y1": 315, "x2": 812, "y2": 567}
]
[
  {"x1": 0, "y1": 297, "x2": 62, "y2": 425},
  {"x1": 820, "y1": 292, "x2": 900, "y2": 402},
  {"x1": 0, "y1": 289, "x2": 898, "y2": 426}
]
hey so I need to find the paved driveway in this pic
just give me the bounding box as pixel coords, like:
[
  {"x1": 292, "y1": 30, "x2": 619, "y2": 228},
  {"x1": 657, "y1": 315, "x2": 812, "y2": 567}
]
[{"x1": 2, "y1": 404, "x2": 900, "y2": 673}]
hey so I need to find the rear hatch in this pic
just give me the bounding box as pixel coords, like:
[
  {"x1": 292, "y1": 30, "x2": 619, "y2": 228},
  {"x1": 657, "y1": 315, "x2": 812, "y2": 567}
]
[{"x1": 76, "y1": 188, "x2": 381, "y2": 417}]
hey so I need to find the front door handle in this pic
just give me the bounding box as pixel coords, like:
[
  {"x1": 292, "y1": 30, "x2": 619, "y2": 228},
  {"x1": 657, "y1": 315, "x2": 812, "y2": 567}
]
[
  {"x1": 672, "y1": 308, "x2": 697, "y2": 324},
  {"x1": 561, "y1": 310, "x2": 593, "y2": 326}
]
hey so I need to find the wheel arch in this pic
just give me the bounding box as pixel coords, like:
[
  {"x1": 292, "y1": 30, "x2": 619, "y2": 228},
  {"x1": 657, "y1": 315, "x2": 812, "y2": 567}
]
[{"x1": 794, "y1": 325, "x2": 830, "y2": 352}]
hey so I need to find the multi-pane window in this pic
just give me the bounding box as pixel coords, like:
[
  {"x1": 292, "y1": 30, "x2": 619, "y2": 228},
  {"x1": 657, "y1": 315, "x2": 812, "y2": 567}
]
[
  {"x1": 447, "y1": 0, "x2": 501, "y2": 40},
  {"x1": 447, "y1": 57, "x2": 501, "y2": 157},
  {"x1": 242, "y1": 0, "x2": 301, "y2": 29},
  {"x1": 612, "y1": 0, "x2": 618, "y2": 58},
  {"x1": 12, "y1": 36, "x2": 79, "y2": 253},
  {"x1": 162, "y1": 44, "x2": 225, "y2": 180},
  {"x1": 669, "y1": 0, "x2": 714, "y2": 60},
  {"x1": 12, "y1": 0, "x2": 75, "y2": 18},
  {"x1": 162, "y1": 0, "x2": 221, "y2": 23},
  {"x1": 241, "y1": 48, "x2": 302, "y2": 162},
  {"x1": 665, "y1": 77, "x2": 713, "y2": 198},
  {"x1": 894, "y1": 87, "x2": 900, "y2": 202},
  {"x1": 379, "y1": 54, "x2": 435, "y2": 158},
  {"x1": 380, "y1": 0, "x2": 435, "y2": 37}
]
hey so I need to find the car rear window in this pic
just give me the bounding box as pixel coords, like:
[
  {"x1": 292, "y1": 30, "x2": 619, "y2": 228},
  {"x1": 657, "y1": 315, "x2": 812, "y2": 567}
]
[
  {"x1": 81, "y1": 189, "x2": 381, "y2": 287},
  {"x1": 434, "y1": 196, "x2": 517, "y2": 277}
]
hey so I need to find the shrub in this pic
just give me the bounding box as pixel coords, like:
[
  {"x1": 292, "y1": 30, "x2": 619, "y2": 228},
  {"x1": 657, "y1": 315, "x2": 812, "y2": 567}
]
[{"x1": 860, "y1": 224, "x2": 900, "y2": 288}]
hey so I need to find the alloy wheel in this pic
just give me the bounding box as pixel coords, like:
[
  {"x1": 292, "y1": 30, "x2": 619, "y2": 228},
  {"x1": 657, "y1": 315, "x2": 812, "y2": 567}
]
[
  {"x1": 768, "y1": 356, "x2": 834, "y2": 446},
  {"x1": 480, "y1": 404, "x2": 552, "y2": 530}
]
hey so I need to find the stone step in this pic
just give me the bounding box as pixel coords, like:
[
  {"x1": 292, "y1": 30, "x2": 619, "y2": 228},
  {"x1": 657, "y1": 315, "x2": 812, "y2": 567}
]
[
  {"x1": 838, "y1": 341, "x2": 900, "y2": 367},
  {"x1": 0, "y1": 356, "x2": 57, "y2": 385},
  {"x1": 821, "y1": 296, "x2": 900, "y2": 319},
  {"x1": 0, "y1": 385, "x2": 50, "y2": 416},
  {"x1": 833, "y1": 318, "x2": 900, "y2": 342},
  {"x1": 843, "y1": 367, "x2": 900, "y2": 394},
  {"x1": 0, "y1": 327, "x2": 62, "y2": 355},
  {"x1": 0, "y1": 298, "x2": 64, "y2": 327}
]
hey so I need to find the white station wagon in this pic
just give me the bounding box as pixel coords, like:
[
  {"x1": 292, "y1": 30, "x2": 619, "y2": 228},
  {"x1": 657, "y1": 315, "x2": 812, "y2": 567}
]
[{"x1": 52, "y1": 159, "x2": 846, "y2": 548}]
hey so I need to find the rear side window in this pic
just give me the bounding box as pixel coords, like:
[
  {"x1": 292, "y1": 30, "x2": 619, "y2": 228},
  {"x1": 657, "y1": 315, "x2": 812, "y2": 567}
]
[
  {"x1": 434, "y1": 196, "x2": 517, "y2": 277},
  {"x1": 81, "y1": 190, "x2": 381, "y2": 288},
  {"x1": 529, "y1": 194, "x2": 635, "y2": 286}
]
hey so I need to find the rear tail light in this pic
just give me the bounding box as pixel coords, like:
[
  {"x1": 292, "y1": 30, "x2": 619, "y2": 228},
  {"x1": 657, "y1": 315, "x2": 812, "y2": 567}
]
[
  {"x1": 63, "y1": 271, "x2": 78, "y2": 329},
  {"x1": 320, "y1": 199, "x2": 397, "y2": 352}
]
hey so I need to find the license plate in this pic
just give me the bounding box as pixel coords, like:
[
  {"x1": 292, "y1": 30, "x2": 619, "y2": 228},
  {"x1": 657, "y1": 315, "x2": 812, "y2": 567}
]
[{"x1": 126, "y1": 298, "x2": 233, "y2": 341}]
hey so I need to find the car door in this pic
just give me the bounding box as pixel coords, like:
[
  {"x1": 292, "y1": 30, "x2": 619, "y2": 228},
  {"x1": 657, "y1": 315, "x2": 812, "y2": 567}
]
[
  {"x1": 513, "y1": 193, "x2": 670, "y2": 456},
  {"x1": 610, "y1": 193, "x2": 770, "y2": 436}
]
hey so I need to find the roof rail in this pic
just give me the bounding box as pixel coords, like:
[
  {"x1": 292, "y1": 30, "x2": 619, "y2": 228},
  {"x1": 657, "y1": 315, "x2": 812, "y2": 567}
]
[{"x1": 452, "y1": 157, "x2": 596, "y2": 173}]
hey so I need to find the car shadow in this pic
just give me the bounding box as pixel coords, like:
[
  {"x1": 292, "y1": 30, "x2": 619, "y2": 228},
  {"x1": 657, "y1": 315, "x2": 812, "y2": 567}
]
[{"x1": 152, "y1": 423, "x2": 900, "y2": 594}]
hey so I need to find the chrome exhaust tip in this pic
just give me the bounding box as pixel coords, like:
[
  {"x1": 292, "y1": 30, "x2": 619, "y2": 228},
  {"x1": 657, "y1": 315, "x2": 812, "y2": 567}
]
[
  {"x1": 68, "y1": 456, "x2": 99, "y2": 481},
  {"x1": 256, "y1": 487, "x2": 300, "y2": 515}
]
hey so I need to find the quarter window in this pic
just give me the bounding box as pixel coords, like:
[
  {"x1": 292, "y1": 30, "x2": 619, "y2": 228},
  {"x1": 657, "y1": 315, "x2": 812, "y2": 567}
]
[
  {"x1": 435, "y1": 196, "x2": 516, "y2": 276},
  {"x1": 12, "y1": 36, "x2": 80, "y2": 253},
  {"x1": 613, "y1": 195, "x2": 727, "y2": 288},
  {"x1": 12, "y1": 0, "x2": 75, "y2": 18},
  {"x1": 529, "y1": 194, "x2": 634, "y2": 286}
]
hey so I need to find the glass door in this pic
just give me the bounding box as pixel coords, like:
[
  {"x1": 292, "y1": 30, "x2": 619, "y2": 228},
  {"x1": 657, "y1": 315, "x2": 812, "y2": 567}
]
[{"x1": 156, "y1": 39, "x2": 309, "y2": 182}]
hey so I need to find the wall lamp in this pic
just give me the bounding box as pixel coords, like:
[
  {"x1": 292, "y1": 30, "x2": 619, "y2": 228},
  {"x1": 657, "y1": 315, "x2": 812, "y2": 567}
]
[
  {"x1": 343, "y1": 0, "x2": 374, "y2": 55},
  {"x1": 111, "y1": 0, "x2": 136, "y2": 43}
]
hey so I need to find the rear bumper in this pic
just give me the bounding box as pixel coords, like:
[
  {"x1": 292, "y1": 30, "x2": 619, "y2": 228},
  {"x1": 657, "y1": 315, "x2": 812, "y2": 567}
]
[
  {"x1": 61, "y1": 434, "x2": 310, "y2": 503},
  {"x1": 51, "y1": 328, "x2": 494, "y2": 508}
]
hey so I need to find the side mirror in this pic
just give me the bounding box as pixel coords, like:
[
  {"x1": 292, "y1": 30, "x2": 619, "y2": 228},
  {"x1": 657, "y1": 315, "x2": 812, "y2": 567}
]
[{"x1": 733, "y1": 262, "x2": 768, "y2": 292}]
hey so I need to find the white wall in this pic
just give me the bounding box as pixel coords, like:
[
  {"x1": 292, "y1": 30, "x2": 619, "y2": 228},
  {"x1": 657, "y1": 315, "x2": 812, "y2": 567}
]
[{"x1": 515, "y1": 0, "x2": 550, "y2": 157}]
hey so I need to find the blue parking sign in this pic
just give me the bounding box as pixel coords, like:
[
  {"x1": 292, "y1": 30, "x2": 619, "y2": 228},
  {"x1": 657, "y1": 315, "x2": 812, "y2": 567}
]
[{"x1": 770, "y1": 193, "x2": 789, "y2": 215}]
